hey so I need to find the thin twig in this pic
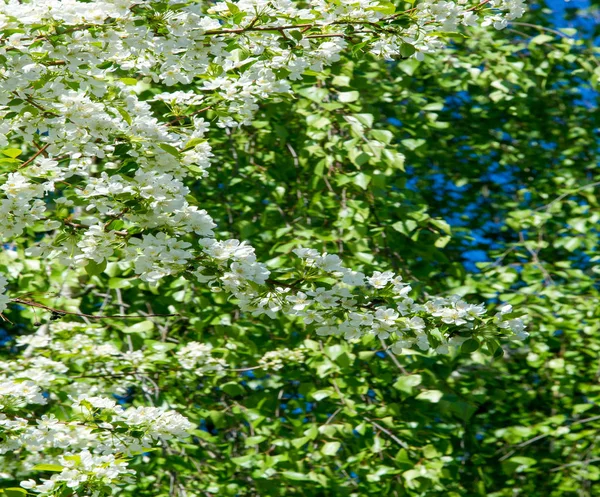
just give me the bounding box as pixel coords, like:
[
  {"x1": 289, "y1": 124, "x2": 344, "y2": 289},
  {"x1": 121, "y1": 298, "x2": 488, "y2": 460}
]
[
  {"x1": 18, "y1": 144, "x2": 50, "y2": 169},
  {"x1": 325, "y1": 407, "x2": 343, "y2": 425},
  {"x1": 366, "y1": 417, "x2": 409, "y2": 450},
  {"x1": 551, "y1": 458, "x2": 600, "y2": 472},
  {"x1": 11, "y1": 298, "x2": 179, "y2": 319},
  {"x1": 510, "y1": 21, "x2": 572, "y2": 39},
  {"x1": 536, "y1": 181, "x2": 600, "y2": 212},
  {"x1": 379, "y1": 338, "x2": 409, "y2": 375}
]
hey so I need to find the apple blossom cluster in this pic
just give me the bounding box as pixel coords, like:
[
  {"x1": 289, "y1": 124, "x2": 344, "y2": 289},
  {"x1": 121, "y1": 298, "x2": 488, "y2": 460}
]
[
  {"x1": 214, "y1": 248, "x2": 527, "y2": 354},
  {"x1": 0, "y1": 0, "x2": 526, "y2": 336},
  {"x1": 1, "y1": 393, "x2": 193, "y2": 496},
  {"x1": 20, "y1": 451, "x2": 136, "y2": 496},
  {"x1": 3, "y1": 321, "x2": 227, "y2": 399},
  {"x1": 1, "y1": 326, "x2": 197, "y2": 495},
  {"x1": 177, "y1": 341, "x2": 227, "y2": 374},
  {"x1": 0, "y1": 0, "x2": 525, "y2": 266},
  {"x1": 259, "y1": 347, "x2": 307, "y2": 370}
]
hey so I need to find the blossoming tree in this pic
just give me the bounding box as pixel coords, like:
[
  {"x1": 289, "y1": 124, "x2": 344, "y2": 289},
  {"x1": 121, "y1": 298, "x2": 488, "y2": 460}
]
[{"x1": 0, "y1": 0, "x2": 530, "y2": 495}]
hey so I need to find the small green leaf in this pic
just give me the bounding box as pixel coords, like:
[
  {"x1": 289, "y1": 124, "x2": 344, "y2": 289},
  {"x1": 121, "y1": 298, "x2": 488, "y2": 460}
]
[
  {"x1": 391, "y1": 220, "x2": 418, "y2": 235},
  {"x1": 4, "y1": 489, "x2": 28, "y2": 497},
  {"x1": 311, "y1": 389, "x2": 333, "y2": 401},
  {"x1": 400, "y1": 138, "x2": 425, "y2": 151},
  {"x1": 221, "y1": 382, "x2": 245, "y2": 397},
  {"x1": 226, "y1": 2, "x2": 240, "y2": 14},
  {"x1": 321, "y1": 441, "x2": 341, "y2": 456},
  {"x1": 33, "y1": 464, "x2": 64, "y2": 472},
  {"x1": 85, "y1": 259, "x2": 107, "y2": 276},
  {"x1": 1, "y1": 148, "x2": 22, "y2": 158},
  {"x1": 119, "y1": 78, "x2": 138, "y2": 86},
  {"x1": 353, "y1": 172, "x2": 371, "y2": 190},
  {"x1": 281, "y1": 471, "x2": 311, "y2": 481},
  {"x1": 183, "y1": 137, "x2": 206, "y2": 150},
  {"x1": 244, "y1": 435, "x2": 267, "y2": 446},
  {"x1": 0, "y1": 158, "x2": 23, "y2": 165},
  {"x1": 369, "y1": 1, "x2": 395, "y2": 15},
  {"x1": 400, "y1": 43, "x2": 416, "y2": 58},
  {"x1": 461, "y1": 339, "x2": 480, "y2": 354},
  {"x1": 393, "y1": 374, "x2": 422, "y2": 394},
  {"x1": 415, "y1": 390, "x2": 443, "y2": 403},
  {"x1": 530, "y1": 34, "x2": 554, "y2": 45},
  {"x1": 158, "y1": 143, "x2": 180, "y2": 157},
  {"x1": 116, "y1": 107, "x2": 132, "y2": 125},
  {"x1": 124, "y1": 321, "x2": 154, "y2": 334},
  {"x1": 434, "y1": 235, "x2": 451, "y2": 248},
  {"x1": 338, "y1": 91, "x2": 359, "y2": 103}
]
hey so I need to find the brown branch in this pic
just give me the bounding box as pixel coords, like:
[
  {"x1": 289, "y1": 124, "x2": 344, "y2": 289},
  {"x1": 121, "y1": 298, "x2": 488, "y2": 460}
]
[
  {"x1": 306, "y1": 33, "x2": 347, "y2": 39},
  {"x1": 18, "y1": 144, "x2": 50, "y2": 169},
  {"x1": 104, "y1": 208, "x2": 130, "y2": 230},
  {"x1": 10, "y1": 298, "x2": 179, "y2": 320},
  {"x1": 467, "y1": 0, "x2": 492, "y2": 12},
  {"x1": 227, "y1": 365, "x2": 264, "y2": 372}
]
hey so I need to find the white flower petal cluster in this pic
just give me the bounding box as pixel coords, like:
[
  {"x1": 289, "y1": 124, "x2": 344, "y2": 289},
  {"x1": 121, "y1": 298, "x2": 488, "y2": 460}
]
[
  {"x1": 259, "y1": 347, "x2": 306, "y2": 370},
  {"x1": 177, "y1": 342, "x2": 227, "y2": 374},
  {"x1": 0, "y1": 379, "x2": 47, "y2": 409},
  {"x1": 0, "y1": 383, "x2": 193, "y2": 495},
  {"x1": 0, "y1": 0, "x2": 524, "y2": 277},
  {"x1": 21, "y1": 450, "x2": 135, "y2": 496}
]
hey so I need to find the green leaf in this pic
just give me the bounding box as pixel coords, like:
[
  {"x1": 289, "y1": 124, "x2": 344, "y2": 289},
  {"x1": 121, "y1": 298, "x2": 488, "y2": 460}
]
[
  {"x1": 306, "y1": 114, "x2": 331, "y2": 129},
  {"x1": 291, "y1": 436, "x2": 310, "y2": 448},
  {"x1": 400, "y1": 43, "x2": 416, "y2": 58},
  {"x1": 461, "y1": 339, "x2": 480, "y2": 354},
  {"x1": 311, "y1": 389, "x2": 333, "y2": 401},
  {"x1": 221, "y1": 382, "x2": 245, "y2": 397},
  {"x1": 391, "y1": 220, "x2": 418, "y2": 235},
  {"x1": 338, "y1": 91, "x2": 359, "y2": 103},
  {"x1": 415, "y1": 390, "x2": 443, "y2": 403},
  {"x1": 393, "y1": 374, "x2": 422, "y2": 394},
  {"x1": 119, "y1": 78, "x2": 138, "y2": 85},
  {"x1": 353, "y1": 172, "x2": 371, "y2": 190},
  {"x1": 530, "y1": 34, "x2": 554, "y2": 45},
  {"x1": 400, "y1": 138, "x2": 425, "y2": 151},
  {"x1": 430, "y1": 218, "x2": 451, "y2": 235},
  {"x1": 321, "y1": 441, "x2": 341, "y2": 456},
  {"x1": 1, "y1": 148, "x2": 22, "y2": 158},
  {"x1": 85, "y1": 259, "x2": 107, "y2": 276},
  {"x1": 0, "y1": 158, "x2": 23, "y2": 165},
  {"x1": 559, "y1": 27, "x2": 577, "y2": 36},
  {"x1": 32, "y1": 464, "x2": 64, "y2": 472},
  {"x1": 281, "y1": 471, "x2": 311, "y2": 481},
  {"x1": 226, "y1": 1, "x2": 240, "y2": 14},
  {"x1": 158, "y1": 143, "x2": 180, "y2": 157},
  {"x1": 4, "y1": 489, "x2": 28, "y2": 497},
  {"x1": 434, "y1": 235, "x2": 451, "y2": 248},
  {"x1": 183, "y1": 137, "x2": 206, "y2": 150},
  {"x1": 244, "y1": 436, "x2": 267, "y2": 446},
  {"x1": 116, "y1": 106, "x2": 132, "y2": 125},
  {"x1": 564, "y1": 237, "x2": 581, "y2": 252},
  {"x1": 123, "y1": 321, "x2": 154, "y2": 334},
  {"x1": 369, "y1": 1, "x2": 395, "y2": 15}
]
